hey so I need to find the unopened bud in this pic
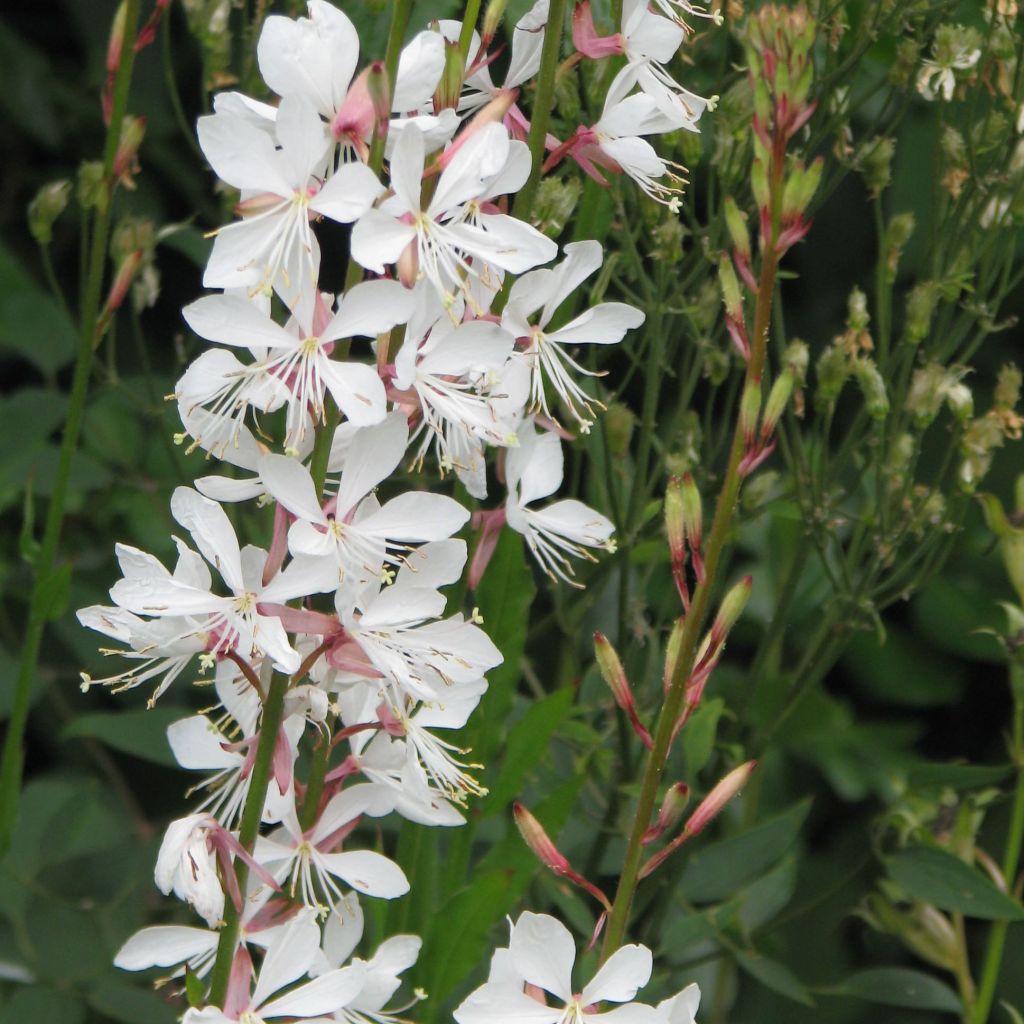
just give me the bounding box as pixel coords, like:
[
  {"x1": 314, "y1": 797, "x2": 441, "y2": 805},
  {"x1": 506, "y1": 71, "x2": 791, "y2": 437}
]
[
  {"x1": 723, "y1": 196, "x2": 751, "y2": 260},
  {"x1": 782, "y1": 157, "x2": 823, "y2": 221},
  {"x1": 112, "y1": 115, "x2": 146, "y2": 187},
  {"x1": 853, "y1": 358, "x2": 889, "y2": 419},
  {"x1": 513, "y1": 802, "x2": 570, "y2": 873},
  {"x1": 663, "y1": 617, "x2": 685, "y2": 695},
  {"x1": 667, "y1": 478, "x2": 688, "y2": 607},
  {"x1": 642, "y1": 783, "x2": 690, "y2": 845},
  {"x1": 28, "y1": 180, "x2": 72, "y2": 246},
  {"x1": 77, "y1": 160, "x2": 106, "y2": 212},
  {"x1": 751, "y1": 158, "x2": 770, "y2": 211},
  {"x1": 595, "y1": 632, "x2": 654, "y2": 749},
  {"x1": 905, "y1": 282, "x2": 938, "y2": 344},
  {"x1": 782, "y1": 339, "x2": 809, "y2": 383},
  {"x1": 710, "y1": 575, "x2": 752, "y2": 649},
  {"x1": 684, "y1": 760, "x2": 756, "y2": 836},
  {"x1": 739, "y1": 378, "x2": 762, "y2": 446},
  {"x1": 482, "y1": 0, "x2": 508, "y2": 48},
  {"x1": 366, "y1": 61, "x2": 390, "y2": 137},
  {"x1": 761, "y1": 370, "x2": 794, "y2": 438},
  {"x1": 996, "y1": 363, "x2": 1022, "y2": 410},
  {"x1": 106, "y1": 249, "x2": 143, "y2": 313},
  {"x1": 719, "y1": 255, "x2": 743, "y2": 319},
  {"x1": 434, "y1": 39, "x2": 465, "y2": 112},
  {"x1": 815, "y1": 345, "x2": 849, "y2": 407},
  {"x1": 858, "y1": 136, "x2": 895, "y2": 197}
]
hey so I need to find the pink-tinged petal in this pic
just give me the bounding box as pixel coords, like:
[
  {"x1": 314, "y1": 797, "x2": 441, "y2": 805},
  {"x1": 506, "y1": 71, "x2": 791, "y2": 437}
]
[
  {"x1": 393, "y1": 31, "x2": 446, "y2": 111},
  {"x1": 350, "y1": 210, "x2": 417, "y2": 273},
  {"x1": 171, "y1": 487, "x2": 245, "y2": 593},
  {"x1": 183, "y1": 294, "x2": 295, "y2": 350},
  {"x1": 580, "y1": 945, "x2": 652, "y2": 1006},
  {"x1": 114, "y1": 925, "x2": 217, "y2": 970},
  {"x1": 261, "y1": 962, "x2": 367, "y2": 1019},
  {"x1": 334, "y1": 411, "x2": 409, "y2": 516},
  {"x1": 250, "y1": 911, "x2": 321, "y2": 1010},
  {"x1": 257, "y1": 3, "x2": 359, "y2": 118},
  {"x1": 454, "y1": 982, "x2": 564, "y2": 1024},
  {"x1": 197, "y1": 112, "x2": 290, "y2": 195},
  {"x1": 325, "y1": 279, "x2": 415, "y2": 341},
  {"x1": 320, "y1": 360, "x2": 388, "y2": 427},
  {"x1": 547, "y1": 302, "x2": 645, "y2": 346},
  {"x1": 509, "y1": 912, "x2": 576, "y2": 1003},
  {"x1": 362, "y1": 492, "x2": 470, "y2": 543},
  {"x1": 311, "y1": 161, "x2": 383, "y2": 224},
  {"x1": 430, "y1": 123, "x2": 510, "y2": 216},
  {"x1": 586, "y1": 1003, "x2": 661, "y2": 1024},
  {"x1": 259, "y1": 455, "x2": 326, "y2": 525},
  {"x1": 167, "y1": 716, "x2": 240, "y2": 771},
  {"x1": 317, "y1": 850, "x2": 410, "y2": 898}
]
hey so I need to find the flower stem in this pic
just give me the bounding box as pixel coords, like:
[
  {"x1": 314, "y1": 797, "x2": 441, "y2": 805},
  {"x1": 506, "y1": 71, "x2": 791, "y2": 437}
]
[
  {"x1": 458, "y1": 0, "x2": 483, "y2": 61},
  {"x1": 207, "y1": 667, "x2": 291, "y2": 1005},
  {"x1": 970, "y1": 675, "x2": 1024, "y2": 1024},
  {"x1": 0, "y1": 0, "x2": 142, "y2": 856},
  {"x1": 513, "y1": 0, "x2": 569, "y2": 220},
  {"x1": 600, "y1": 137, "x2": 785, "y2": 959}
]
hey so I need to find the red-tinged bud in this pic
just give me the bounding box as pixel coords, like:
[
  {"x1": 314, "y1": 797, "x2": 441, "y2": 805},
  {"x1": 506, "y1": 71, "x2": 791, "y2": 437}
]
[
  {"x1": 709, "y1": 575, "x2": 752, "y2": 650},
  {"x1": 573, "y1": 1, "x2": 625, "y2": 59},
  {"x1": 684, "y1": 760, "x2": 756, "y2": 836},
  {"x1": 681, "y1": 473, "x2": 703, "y2": 563},
  {"x1": 719, "y1": 255, "x2": 743, "y2": 320},
  {"x1": 595, "y1": 632, "x2": 654, "y2": 749},
  {"x1": 434, "y1": 39, "x2": 466, "y2": 112},
  {"x1": 481, "y1": 0, "x2": 509, "y2": 50},
  {"x1": 134, "y1": 0, "x2": 171, "y2": 54},
  {"x1": 434, "y1": 89, "x2": 519, "y2": 172},
  {"x1": 332, "y1": 69, "x2": 375, "y2": 152},
  {"x1": 723, "y1": 196, "x2": 750, "y2": 262},
  {"x1": 514, "y1": 802, "x2": 613, "y2": 911},
  {"x1": 106, "y1": 3, "x2": 127, "y2": 75},
  {"x1": 106, "y1": 248, "x2": 142, "y2": 313},
  {"x1": 641, "y1": 783, "x2": 690, "y2": 845},
  {"x1": 739, "y1": 378, "x2": 762, "y2": 448},
  {"x1": 513, "y1": 802, "x2": 571, "y2": 874},
  {"x1": 112, "y1": 115, "x2": 146, "y2": 188}
]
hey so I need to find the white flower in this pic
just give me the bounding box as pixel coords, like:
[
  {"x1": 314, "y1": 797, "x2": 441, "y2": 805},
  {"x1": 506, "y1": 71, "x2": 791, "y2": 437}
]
[
  {"x1": 255, "y1": 784, "x2": 408, "y2": 913},
  {"x1": 182, "y1": 279, "x2": 412, "y2": 446},
  {"x1": 454, "y1": 912, "x2": 659, "y2": 1024},
  {"x1": 656, "y1": 984, "x2": 701, "y2": 1024},
  {"x1": 109, "y1": 488, "x2": 310, "y2": 674},
  {"x1": 184, "y1": 911, "x2": 368, "y2": 1023},
  {"x1": 154, "y1": 814, "x2": 226, "y2": 928},
  {"x1": 199, "y1": 94, "x2": 381, "y2": 314},
  {"x1": 351, "y1": 123, "x2": 556, "y2": 304},
  {"x1": 505, "y1": 422, "x2": 615, "y2": 585},
  {"x1": 503, "y1": 240, "x2": 644, "y2": 428}
]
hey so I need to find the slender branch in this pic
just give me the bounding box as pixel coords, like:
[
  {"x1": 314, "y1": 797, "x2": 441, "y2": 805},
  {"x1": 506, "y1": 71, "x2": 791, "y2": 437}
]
[
  {"x1": 0, "y1": 0, "x2": 142, "y2": 855},
  {"x1": 512, "y1": 0, "x2": 569, "y2": 220}
]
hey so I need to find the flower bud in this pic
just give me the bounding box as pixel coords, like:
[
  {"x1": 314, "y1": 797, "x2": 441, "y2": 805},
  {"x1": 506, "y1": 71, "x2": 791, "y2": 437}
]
[
  {"x1": 663, "y1": 617, "x2": 685, "y2": 695},
  {"x1": 366, "y1": 61, "x2": 390, "y2": 137},
  {"x1": 434, "y1": 39, "x2": 466, "y2": 112},
  {"x1": 782, "y1": 338, "x2": 809, "y2": 383},
  {"x1": 642, "y1": 783, "x2": 690, "y2": 845},
  {"x1": 781, "y1": 156, "x2": 823, "y2": 221},
  {"x1": 112, "y1": 115, "x2": 147, "y2": 189},
  {"x1": 751, "y1": 158, "x2": 770, "y2": 212},
  {"x1": 664, "y1": 478, "x2": 686, "y2": 571},
  {"x1": 761, "y1": 370, "x2": 794, "y2": 439},
  {"x1": 857, "y1": 136, "x2": 895, "y2": 197},
  {"x1": 513, "y1": 802, "x2": 571, "y2": 874},
  {"x1": 814, "y1": 345, "x2": 850, "y2": 407},
  {"x1": 684, "y1": 760, "x2": 756, "y2": 836},
  {"x1": 718, "y1": 255, "x2": 743, "y2": 320},
  {"x1": 739, "y1": 378, "x2": 762, "y2": 446},
  {"x1": 28, "y1": 180, "x2": 72, "y2": 246},
  {"x1": 723, "y1": 196, "x2": 751, "y2": 261},
  {"x1": 853, "y1": 358, "x2": 890, "y2": 419},
  {"x1": 481, "y1": 0, "x2": 509, "y2": 49},
  {"x1": 595, "y1": 632, "x2": 654, "y2": 749},
  {"x1": 710, "y1": 575, "x2": 752, "y2": 650},
  {"x1": 681, "y1": 472, "x2": 703, "y2": 559},
  {"x1": 77, "y1": 160, "x2": 106, "y2": 212},
  {"x1": 996, "y1": 363, "x2": 1023, "y2": 410}
]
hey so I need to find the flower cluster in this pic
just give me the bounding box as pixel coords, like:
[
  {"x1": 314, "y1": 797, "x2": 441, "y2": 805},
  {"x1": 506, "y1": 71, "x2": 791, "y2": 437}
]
[{"x1": 78, "y1": 0, "x2": 710, "y2": 1020}]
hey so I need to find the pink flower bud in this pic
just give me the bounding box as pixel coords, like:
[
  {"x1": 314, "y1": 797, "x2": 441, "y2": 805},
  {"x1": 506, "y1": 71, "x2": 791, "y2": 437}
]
[
  {"x1": 594, "y1": 632, "x2": 653, "y2": 749},
  {"x1": 709, "y1": 575, "x2": 752, "y2": 650},
  {"x1": 684, "y1": 760, "x2": 756, "y2": 836},
  {"x1": 642, "y1": 783, "x2": 690, "y2": 845},
  {"x1": 572, "y1": 1, "x2": 625, "y2": 59},
  {"x1": 514, "y1": 802, "x2": 571, "y2": 874}
]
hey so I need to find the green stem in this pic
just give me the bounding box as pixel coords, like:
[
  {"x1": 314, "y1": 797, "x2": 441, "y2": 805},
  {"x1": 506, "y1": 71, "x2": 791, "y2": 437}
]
[
  {"x1": 458, "y1": 0, "x2": 483, "y2": 61},
  {"x1": 207, "y1": 668, "x2": 291, "y2": 1005},
  {"x1": 971, "y1": 682, "x2": 1024, "y2": 1024},
  {"x1": 600, "y1": 135, "x2": 785, "y2": 959},
  {"x1": 0, "y1": 0, "x2": 142, "y2": 855},
  {"x1": 512, "y1": 0, "x2": 568, "y2": 220}
]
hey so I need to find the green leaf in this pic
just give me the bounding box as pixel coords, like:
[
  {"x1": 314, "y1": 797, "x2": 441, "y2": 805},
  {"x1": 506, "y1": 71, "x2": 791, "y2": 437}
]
[
  {"x1": 830, "y1": 968, "x2": 962, "y2": 1014},
  {"x1": 425, "y1": 870, "x2": 511, "y2": 1005},
  {"x1": 483, "y1": 687, "x2": 574, "y2": 813},
  {"x1": 733, "y1": 854, "x2": 798, "y2": 932},
  {"x1": 886, "y1": 845, "x2": 1024, "y2": 920},
  {"x1": 735, "y1": 951, "x2": 814, "y2": 1005},
  {"x1": 906, "y1": 762, "x2": 1014, "y2": 790},
  {"x1": 0, "y1": 288, "x2": 77, "y2": 376},
  {"x1": 679, "y1": 799, "x2": 811, "y2": 902},
  {"x1": 1001, "y1": 1000, "x2": 1024, "y2": 1024},
  {"x1": 61, "y1": 707, "x2": 188, "y2": 766},
  {"x1": 0, "y1": 986, "x2": 85, "y2": 1024},
  {"x1": 185, "y1": 966, "x2": 205, "y2": 1008},
  {"x1": 682, "y1": 697, "x2": 724, "y2": 779},
  {"x1": 87, "y1": 981, "x2": 177, "y2": 1024},
  {"x1": 30, "y1": 563, "x2": 71, "y2": 623}
]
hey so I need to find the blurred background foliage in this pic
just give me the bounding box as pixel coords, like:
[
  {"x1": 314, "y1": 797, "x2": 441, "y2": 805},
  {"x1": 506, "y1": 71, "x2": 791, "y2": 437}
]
[{"x1": 2, "y1": 1, "x2": 1024, "y2": 1023}]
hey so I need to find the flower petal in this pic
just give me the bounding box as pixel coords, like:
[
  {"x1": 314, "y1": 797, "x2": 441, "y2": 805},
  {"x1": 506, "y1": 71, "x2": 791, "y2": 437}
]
[
  {"x1": 581, "y1": 945, "x2": 652, "y2": 1006},
  {"x1": 509, "y1": 912, "x2": 575, "y2": 1003},
  {"x1": 317, "y1": 850, "x2": 410, "y2": 898}
]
